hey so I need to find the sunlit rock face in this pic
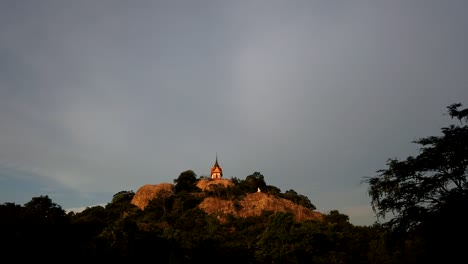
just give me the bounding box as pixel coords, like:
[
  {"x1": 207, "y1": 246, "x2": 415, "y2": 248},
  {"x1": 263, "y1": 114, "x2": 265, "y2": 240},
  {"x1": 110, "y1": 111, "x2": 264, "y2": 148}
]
[
  {"x1": 199, "y1": 192, "x2": 323, "y2": 222},
  {"x1": 196, "y1": 178, "x2": 234, "y2": 191},
  {"x1": 131, "y1": 183, "x2": 174, "y2": 210},
  {"x1": 132, "y1": 179, "x2": 323, "y2": 223}
]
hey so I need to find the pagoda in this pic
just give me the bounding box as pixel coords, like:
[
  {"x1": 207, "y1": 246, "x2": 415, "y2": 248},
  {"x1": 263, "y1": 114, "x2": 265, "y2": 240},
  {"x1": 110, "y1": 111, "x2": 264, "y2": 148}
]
[{"x1": 210, "y1": 154, "x2": 223, "y2": 179}]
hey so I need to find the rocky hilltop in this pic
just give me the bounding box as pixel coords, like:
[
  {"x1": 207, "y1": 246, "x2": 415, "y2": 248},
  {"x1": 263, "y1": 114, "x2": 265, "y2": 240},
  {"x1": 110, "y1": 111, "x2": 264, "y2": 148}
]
[
  {"x1": 196, "y1": 178, "x2": 234, "y2": 191},
  {"x1": 131, "y1": 179, "x2": 323, "y2": 222},
  {"x1": 199, "y1": 192, "x2": 323, "y2": 222},
  {"x1": 131, "y1": 183, "x2": 174, "y2": 210}
]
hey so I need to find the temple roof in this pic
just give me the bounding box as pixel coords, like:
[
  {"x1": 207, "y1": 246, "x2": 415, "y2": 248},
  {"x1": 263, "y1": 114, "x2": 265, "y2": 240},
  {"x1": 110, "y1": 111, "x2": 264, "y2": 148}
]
[
  {"x1": 211, "y1": 154, "x2": 222, "y2": 172},
  {"x1": 213, "y1": 157, "x2": 220, "y2": 168}
]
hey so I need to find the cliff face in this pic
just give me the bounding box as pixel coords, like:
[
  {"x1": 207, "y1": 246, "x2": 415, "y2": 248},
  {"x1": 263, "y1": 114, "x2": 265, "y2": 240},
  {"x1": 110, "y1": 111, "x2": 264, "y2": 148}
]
[
  {"x1": 199, "y1": 192, "x2": 323, "y2": 222},
  {"x1": 196, "y1": 178, "x2": 234, "y2": 191},
  {"x1": 131, "y1": 183, "x2": 174, "y2": 210},
  {"x1": 131, "y1": 179, "x2": 323, "y2": 221}
]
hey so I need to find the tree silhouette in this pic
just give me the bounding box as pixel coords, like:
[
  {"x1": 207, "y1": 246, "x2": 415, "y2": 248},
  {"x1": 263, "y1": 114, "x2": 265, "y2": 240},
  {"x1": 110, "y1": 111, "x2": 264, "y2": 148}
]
[
  {"x1": 174, "y1": 170, "x2": 200, "y2": 193},
  {"x1": 366, "y1": 103, "x2": 468, "y2": 262}
]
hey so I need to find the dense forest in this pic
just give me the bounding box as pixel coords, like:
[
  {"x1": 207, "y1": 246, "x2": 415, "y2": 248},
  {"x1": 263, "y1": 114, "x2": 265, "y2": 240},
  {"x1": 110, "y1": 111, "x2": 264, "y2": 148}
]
[{"x1": 1, "y1": 103, "x2": 466, "y2": 263}]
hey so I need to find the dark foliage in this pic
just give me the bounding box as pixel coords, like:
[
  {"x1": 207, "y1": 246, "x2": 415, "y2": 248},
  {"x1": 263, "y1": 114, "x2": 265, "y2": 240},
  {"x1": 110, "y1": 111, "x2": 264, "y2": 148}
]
[
  {"x1": 174, "y1": 170, "x2": 200, "y2": 193},
  {"x1": 2, "y1": 103, "x2": 466, "y2": 264},
  {"x1": 281, "y1": 189, "x2": 317, "y2": 210},
  {"x1": 0, "y1": 174, "x2": 385, "y2": 263},
  {"x1": 365, "y1": 103, "x2": 468, "y2": 262}
]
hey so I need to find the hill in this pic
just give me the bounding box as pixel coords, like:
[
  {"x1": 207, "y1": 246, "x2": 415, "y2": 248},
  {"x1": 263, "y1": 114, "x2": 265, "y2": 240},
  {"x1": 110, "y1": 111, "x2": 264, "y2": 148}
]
[
  {"x1": 0, "y1": 173, "x2": 392, "y2": 263},
  {"x1": 131, "y1": 178, "x2": 323, "y2": 222}
]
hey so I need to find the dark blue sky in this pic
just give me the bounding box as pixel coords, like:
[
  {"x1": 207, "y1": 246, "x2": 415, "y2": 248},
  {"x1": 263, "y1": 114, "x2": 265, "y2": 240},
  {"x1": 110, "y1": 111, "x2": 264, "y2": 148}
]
[{"x1": 1, "y1": 0, "x2": 467, "y2": 225}]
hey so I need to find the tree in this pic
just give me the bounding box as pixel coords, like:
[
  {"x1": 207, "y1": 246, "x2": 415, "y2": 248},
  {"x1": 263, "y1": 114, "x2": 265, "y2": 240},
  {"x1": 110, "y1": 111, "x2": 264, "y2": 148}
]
[
  {"x1": 365, "y1": 103, "x2": 468, "y2": 261},
  {"x1": 23, "y1": 195, "x2": 66, "y2": 224},
  {"x1": 255, "y1": 212, "x2": 296, "y2": 262},
  {"x1": 111, "y1": 190, "x2": 135, "y2": 204},
  {"x1": 20, "y1": 195, "x2": 73, "y2": 259},
  {"x1": 174, "y1": 170, "x2": 200, "y2": 193},
  {"x1": 106, "y1": 190, "x2": 138, "y2": 221},
  {"x1": 282, "y1": 189, "x2": 317, "y2": 210},
  {"x1": 244, "y1": 172, "x2": 267, "y2": 192},
  {"x1": 323, "y1": 210, "x2": 350, "y2": 225}
]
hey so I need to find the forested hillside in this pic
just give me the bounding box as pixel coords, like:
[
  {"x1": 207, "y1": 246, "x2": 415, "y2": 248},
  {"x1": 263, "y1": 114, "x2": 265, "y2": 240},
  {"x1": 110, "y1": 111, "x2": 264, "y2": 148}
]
[
  {"x1": 1, "y1": 103, "x2": 467, "y2": 263},
  {"x1": 0, "y1": 172, "x2": 384, "y2": 263}
]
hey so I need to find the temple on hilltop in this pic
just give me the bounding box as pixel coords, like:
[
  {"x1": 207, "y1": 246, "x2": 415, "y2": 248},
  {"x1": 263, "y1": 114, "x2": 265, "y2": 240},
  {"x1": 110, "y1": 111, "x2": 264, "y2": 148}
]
[{"x1": 211, "y1": 154, "x2": 223, "y2": 179}]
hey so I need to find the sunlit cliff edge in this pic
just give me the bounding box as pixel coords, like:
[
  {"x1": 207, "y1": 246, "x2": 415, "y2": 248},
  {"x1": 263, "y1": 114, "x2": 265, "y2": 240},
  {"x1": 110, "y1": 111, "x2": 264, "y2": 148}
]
[{"x1": 131, "y1": 179, "x2": 323, "y2": 222}]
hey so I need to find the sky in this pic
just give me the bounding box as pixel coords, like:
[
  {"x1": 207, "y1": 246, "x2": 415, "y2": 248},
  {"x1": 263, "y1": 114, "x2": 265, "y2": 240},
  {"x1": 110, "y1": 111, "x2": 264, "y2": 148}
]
[{"x1": 1, "y1": 0, "x2": 467, "y2": 226}]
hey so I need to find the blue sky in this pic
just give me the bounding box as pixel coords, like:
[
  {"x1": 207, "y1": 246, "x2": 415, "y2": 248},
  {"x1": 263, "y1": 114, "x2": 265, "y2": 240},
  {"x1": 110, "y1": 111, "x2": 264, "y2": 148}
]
[{"x1": 1, "y1": 0, "x2": 467, "y2": 226}]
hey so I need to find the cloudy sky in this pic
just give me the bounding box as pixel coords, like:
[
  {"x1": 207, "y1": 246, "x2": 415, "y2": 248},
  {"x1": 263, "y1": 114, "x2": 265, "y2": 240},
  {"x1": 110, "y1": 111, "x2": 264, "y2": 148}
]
[{"x1": 1, "y1": 0, "x2": 467, "y2": 225}]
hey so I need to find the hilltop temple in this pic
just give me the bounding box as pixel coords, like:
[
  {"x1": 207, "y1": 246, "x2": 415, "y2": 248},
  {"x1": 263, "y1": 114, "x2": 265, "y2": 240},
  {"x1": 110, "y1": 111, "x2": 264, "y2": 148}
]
[{"x1": 210, "y1": 155, "x2": 223, "y2": 179}]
